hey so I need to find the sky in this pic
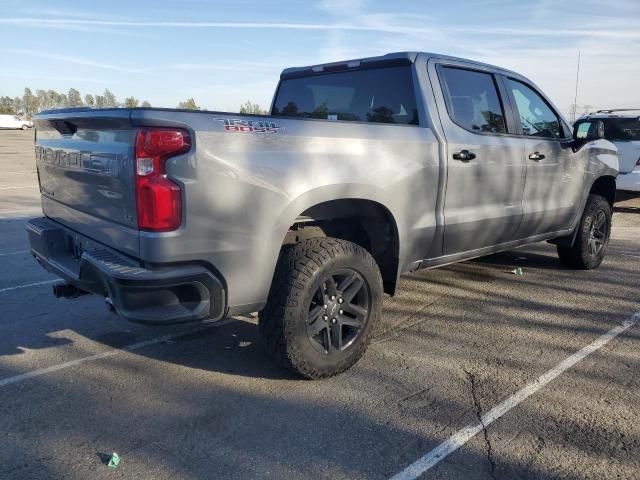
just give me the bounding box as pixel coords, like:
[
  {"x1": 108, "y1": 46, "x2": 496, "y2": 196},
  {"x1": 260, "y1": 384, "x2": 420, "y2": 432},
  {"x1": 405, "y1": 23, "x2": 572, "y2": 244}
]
[{"x1": 1, "y1": 0, "x2": 639, "y2": 117}]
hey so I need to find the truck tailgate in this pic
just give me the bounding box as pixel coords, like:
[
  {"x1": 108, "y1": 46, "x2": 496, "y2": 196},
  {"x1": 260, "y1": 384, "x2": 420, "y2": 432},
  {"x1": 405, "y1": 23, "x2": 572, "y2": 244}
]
[{"x1": 33, "y1": 109, "x2": 139, "y2": 257}]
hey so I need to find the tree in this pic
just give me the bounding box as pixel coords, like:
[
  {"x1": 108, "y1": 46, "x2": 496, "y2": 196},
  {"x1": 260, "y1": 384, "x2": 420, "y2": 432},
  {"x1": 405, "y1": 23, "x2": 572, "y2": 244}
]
[
  {"x1": 36, "y1": 90, "x2": 50, "y2": 111},
  {"x1": 124, "y1": 97, "x2": 139, "y2": 108},
  {"x1": 36, "y1": 89, "x2": 64, "y2": 111},
  {"x1": 95, "y1": 95, "x2": 106, "y2": 108},
  {"x1": 103, "y1": 89, "x2": 118, "y2": 107},
  {"x1": 0, "y1": 96, "x2": 16, "y2": 114},
  {"x1": 141, "y1": 100, "x2": 152, "y2": 108},
  {"x1": 68, "y1": 88, "x2": 83, "y2": 107},
  {"x1": 239, "y1": 100, "x2": 266, "y2": 115},
  {"x1": 13, "y1": 97, "x2": 23, "y2": 115},
  {"x1": 84, "y1": 94, "x2": 95, "y2": 107},
  {"x1": 178, "y1": 98, "x2": 199, "y2": 110},
  {"x1": 47, "y1": 90, "x2": 63, "y2": 110},
  {"x1": 22, "y1": 88, "x2": 39, "y2": 119}
]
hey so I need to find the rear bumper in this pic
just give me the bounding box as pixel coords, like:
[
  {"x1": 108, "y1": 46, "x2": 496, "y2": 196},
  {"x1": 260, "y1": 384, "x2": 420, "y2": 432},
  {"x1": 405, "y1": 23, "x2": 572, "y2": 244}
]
[
  {"x1": 616, "y1": 170, "x2": 640, "y2": 192},
  {"x1": 26, "y1": 217, "x2": 226, "y2": 324}
]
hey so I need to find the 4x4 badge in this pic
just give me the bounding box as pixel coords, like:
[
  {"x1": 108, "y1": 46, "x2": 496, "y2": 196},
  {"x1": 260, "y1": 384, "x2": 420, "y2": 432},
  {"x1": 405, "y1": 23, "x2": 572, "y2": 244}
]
[{"x1": 213, "y1": 118, "x2": 280, "y2": 134}]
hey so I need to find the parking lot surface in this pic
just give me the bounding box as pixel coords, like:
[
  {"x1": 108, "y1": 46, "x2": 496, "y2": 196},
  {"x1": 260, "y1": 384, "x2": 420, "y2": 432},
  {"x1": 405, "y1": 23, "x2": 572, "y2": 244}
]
[{"x1": 1, "y1": 129, "x2": 639, "y2": 479}]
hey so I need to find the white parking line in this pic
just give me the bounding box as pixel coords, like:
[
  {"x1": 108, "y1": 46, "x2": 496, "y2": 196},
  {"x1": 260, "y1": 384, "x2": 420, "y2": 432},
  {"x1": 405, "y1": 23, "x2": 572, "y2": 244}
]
[
  {"x1": 0, "y1": 320, "x2": 234, "y2": 388},
  {"x1": 0, "y1": 279, "x2": 57, "y2": 294},
  {"x1": 0, "y1": 185, "x2": 37, "y2": 190},
  {"x1": 390, "y1": 312, "x2": 640, "y2": 480},
  {"x1": 0, "y1": 250, "x2": 29, "y2": 257},
  {"x1": 0, "y1": 171, "x2": 36, "y2": 175}
]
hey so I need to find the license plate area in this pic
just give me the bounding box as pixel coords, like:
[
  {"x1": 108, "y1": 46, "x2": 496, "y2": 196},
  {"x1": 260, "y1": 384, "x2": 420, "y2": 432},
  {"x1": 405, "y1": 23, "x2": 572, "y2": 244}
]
[
  {"x1": 65, "y1": 232, "x2": 102, "y2": 261},
  {"x1": 67, "y1": 235, "x2": 84, "y2": 260}
]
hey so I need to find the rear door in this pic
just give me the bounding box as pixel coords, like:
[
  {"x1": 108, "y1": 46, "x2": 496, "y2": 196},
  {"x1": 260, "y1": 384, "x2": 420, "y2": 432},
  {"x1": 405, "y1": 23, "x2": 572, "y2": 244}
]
[
  {"x1": 502, "y1": 77, "x2": 583, "y2": 238},
  {"x1": 429, "y1": 60, "x2": 526, "y2": 255}
]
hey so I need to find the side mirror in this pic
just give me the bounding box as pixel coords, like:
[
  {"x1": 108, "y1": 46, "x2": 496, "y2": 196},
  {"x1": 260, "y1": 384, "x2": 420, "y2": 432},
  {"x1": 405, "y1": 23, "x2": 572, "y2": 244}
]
[{"x1": 573, "y1": 120, "x2": 605, "y2": 141}]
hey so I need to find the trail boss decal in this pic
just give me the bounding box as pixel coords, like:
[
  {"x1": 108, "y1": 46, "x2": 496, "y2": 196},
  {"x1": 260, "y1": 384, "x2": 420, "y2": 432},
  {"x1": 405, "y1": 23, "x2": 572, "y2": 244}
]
[{"x1": 214, "y1": 118, "x2": 280, "y2": 134}]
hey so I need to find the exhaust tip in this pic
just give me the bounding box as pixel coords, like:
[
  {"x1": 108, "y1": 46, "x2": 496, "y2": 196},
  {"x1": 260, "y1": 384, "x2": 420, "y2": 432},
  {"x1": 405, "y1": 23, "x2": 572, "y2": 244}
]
[{"x1": 52, "y1": 281, "x2": 88, "y2": 299}]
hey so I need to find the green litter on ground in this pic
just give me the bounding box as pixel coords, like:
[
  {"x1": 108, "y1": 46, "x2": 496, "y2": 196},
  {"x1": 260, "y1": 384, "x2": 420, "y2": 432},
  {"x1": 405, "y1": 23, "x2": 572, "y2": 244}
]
[{"x1": 107, "y1": 453, "x2": 121, "y2": 468}]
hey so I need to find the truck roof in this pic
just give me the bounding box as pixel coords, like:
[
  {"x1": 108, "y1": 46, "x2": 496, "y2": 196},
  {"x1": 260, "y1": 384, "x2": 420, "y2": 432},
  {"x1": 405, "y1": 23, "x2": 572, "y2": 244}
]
[{"x1": 280, "y1": 51, "x2": 521, "y2": 79}]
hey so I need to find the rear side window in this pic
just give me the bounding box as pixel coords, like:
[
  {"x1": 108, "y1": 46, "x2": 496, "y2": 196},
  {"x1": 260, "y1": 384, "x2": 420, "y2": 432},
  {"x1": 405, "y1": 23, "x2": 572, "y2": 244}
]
[
  {"x1": 602, "y1": 118, "x2": 640, "y2": 141},
  {"x1": 439, "y1": 67, "x2": 507, "y2": 134},
  {"x1": 507, "y1": 79, "x2": 564, "y2": 139},
  {"x1": 272, "y1": 66, "x2": 419, "y2": 125}
]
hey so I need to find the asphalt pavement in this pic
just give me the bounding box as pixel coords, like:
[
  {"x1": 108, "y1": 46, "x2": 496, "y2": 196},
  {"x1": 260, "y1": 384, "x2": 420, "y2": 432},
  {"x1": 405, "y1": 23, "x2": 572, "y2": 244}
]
[{"x1": 1, "y1": 129, "x2": 638, "y2": 479}]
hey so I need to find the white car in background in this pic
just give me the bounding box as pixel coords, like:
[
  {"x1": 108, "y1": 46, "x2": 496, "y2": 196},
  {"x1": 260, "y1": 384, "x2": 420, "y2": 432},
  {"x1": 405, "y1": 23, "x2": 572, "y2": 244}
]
[
  {"x1": 576, "y1": 109, "x2": 640, "y2": 192},
  {"x1": 0, "y1": 114, "x2": 33, "y2": 130}
]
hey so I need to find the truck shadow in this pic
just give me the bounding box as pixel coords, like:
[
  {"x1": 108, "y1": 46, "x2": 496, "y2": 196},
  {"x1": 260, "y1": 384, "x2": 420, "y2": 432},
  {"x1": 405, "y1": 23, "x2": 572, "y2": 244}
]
[
  {"x1": 469, "y1": 247, "x2": 563, "y2": 271},
  {"x1": 2, "y1": 236, "x2": 638, "y2": 378},
  {"x1": 2, "y1": 223, "x2": 639, "y2": 478},
  {"x1": 0, "y1": 353, "x2": 526, "y2": 480}
]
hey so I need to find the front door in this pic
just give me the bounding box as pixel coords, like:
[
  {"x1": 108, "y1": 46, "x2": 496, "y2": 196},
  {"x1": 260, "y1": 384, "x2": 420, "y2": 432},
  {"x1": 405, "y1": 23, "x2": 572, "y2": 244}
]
[
  {"x1": 429, "y1": 61, "x2": 527, "y2": 255},
  {"x1": 503, "y1": 78, "x2": 584, "y2": 238}
]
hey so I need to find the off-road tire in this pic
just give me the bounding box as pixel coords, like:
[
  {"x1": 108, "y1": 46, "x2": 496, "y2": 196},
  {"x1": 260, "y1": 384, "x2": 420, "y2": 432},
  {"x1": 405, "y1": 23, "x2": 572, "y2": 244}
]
[
  {"x1": 557, "y1": 194, "x2": 611, "y2": 269},
  {"x1": 259, "y1": 237, "x2": 383, "y2": 379}
]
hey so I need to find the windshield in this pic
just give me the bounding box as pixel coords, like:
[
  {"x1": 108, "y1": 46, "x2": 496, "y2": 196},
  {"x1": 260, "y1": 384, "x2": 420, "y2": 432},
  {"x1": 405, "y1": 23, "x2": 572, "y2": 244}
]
[
  {"x1": 272, "y1": 66, "x2": 419, "y2": 125},
  {"x1": 602, "y1": 117, "x2": 640, "y2": 141}
]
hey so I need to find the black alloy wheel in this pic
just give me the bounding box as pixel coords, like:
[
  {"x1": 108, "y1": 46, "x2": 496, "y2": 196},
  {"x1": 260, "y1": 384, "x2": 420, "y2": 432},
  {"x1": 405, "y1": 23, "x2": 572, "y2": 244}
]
[{"x1": 306, "y1": 268, "x2": 371, "y2": 354}]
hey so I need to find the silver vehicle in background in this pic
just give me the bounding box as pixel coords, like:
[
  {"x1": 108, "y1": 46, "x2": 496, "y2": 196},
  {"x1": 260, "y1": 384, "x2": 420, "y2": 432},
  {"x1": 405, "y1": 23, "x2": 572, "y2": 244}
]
[
  {"x1": 26, "y1": 52, "x2": 618, "y2": 378},
  {"x1": 576, "y1": 109, "x2": 640, "y2": 192}
]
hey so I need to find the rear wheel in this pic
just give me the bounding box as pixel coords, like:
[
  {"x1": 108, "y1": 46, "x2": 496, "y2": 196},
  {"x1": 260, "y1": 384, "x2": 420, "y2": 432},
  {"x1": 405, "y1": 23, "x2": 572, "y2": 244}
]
[
  {"x1": 557, "y1": 194, "x2": 611, "y2": 269},
  {"x1": 259, "y1": 237, "x2": 382, "y2": 379},
  {"x1": 21, "y1": 124, "x2": 28, "y2": 130}
]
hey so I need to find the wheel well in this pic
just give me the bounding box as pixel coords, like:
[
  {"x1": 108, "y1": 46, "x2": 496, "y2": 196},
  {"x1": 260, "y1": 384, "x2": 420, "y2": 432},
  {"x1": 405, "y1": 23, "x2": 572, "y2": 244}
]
[
  {"x1": 286, "y1": 199, "x2": 400, "y2": 295},
  {"x1": 590, "y1": 175, "x2": 616, "y2": 207}
]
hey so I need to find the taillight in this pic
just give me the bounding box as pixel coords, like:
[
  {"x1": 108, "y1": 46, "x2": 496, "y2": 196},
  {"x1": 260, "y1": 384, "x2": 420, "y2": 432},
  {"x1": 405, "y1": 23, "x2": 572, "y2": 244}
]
[{"x1": 135, "y1": 128, "x2": 191, "y2": 231}]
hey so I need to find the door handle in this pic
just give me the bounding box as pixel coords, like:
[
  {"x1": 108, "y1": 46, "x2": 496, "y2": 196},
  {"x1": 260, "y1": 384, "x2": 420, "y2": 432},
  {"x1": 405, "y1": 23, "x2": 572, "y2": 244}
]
[
  {"x1": 452, "y1": 149, "x2": 476, "y2": 161},
  {"x1": 529, "y1": 152, "x2": 545, "y2": 161}
]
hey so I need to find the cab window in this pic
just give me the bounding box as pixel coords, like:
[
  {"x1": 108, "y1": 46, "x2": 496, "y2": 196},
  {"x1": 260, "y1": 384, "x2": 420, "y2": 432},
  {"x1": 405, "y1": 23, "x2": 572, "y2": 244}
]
[
  {"x1": 439, "y1": 66, "x2": 507, "y2": 134},
  {"x1": 273, "y1": 65, "x2": 419, "y2": 125},
  {"x1": 507, "y1": 79, "x2": 564, "y2": 139}
]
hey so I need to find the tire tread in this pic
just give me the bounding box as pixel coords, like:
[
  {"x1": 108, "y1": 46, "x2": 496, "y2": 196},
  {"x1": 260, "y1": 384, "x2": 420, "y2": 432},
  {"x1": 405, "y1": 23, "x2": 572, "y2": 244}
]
[
  {"x1": 557, "y1": 194, "x2": 611, "y2": 270},
  {"x1": 259, "y1": 237, "x2": 382, "y2": 379}
]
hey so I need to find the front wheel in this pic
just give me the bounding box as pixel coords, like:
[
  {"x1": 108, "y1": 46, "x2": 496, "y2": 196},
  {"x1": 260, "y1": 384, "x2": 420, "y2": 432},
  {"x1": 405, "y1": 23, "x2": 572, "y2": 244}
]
[
  {"x1": 557, "y1": 194, "x2": 612, "y2": 269},
  {"x1": 259, "y1": 237, "x2": 383, "y2": 379},
  {"x1": 21, "y1": 125, "x2": 28, "y2": 130}
]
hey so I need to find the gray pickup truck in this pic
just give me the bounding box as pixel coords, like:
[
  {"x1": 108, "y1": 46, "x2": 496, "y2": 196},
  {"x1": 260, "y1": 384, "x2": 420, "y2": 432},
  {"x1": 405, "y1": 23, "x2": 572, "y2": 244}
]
[{"x1": 27, "y1": 52, "x2": 618, "y2": 378}]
